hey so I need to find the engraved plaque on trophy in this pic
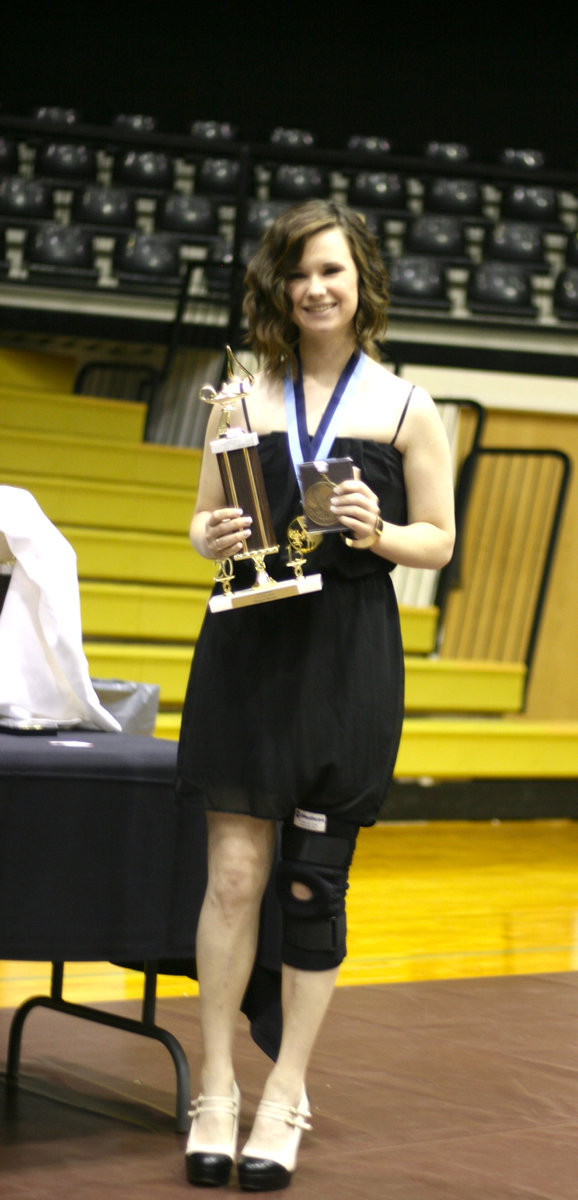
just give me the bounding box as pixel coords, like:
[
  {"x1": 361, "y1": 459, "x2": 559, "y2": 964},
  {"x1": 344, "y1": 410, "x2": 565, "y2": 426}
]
[{"x1": 200, "y1": 347, "x2": 323, "y2": 612}]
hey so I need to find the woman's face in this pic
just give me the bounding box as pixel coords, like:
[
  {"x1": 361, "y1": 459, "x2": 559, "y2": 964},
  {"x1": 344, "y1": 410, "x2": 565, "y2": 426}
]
[{"x1": 285, "y1": 226, "x2": 359, "y2": 340}]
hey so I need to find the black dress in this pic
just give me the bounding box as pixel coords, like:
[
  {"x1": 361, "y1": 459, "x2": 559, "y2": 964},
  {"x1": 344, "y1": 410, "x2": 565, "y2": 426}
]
[{"x1": 176, "y1": 429, "x2": 408, "y2": 827}]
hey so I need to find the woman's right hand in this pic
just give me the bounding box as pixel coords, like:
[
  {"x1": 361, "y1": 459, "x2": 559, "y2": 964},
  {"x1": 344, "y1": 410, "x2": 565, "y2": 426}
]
[{"x1": 204, "y1": 508, "x2": 253, "y2": 559}]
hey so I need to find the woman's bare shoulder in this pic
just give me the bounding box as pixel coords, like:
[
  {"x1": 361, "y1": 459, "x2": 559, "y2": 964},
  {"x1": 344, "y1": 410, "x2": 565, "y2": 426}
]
[
  {"x1": 341, "y1": 360, "x2": 418, "y2": 440},
  {"x1": 365, "y1": 359, "x2": 428, "y2": 400},
  {"x1": 394, "y1": 383, "x2": 449, "y2": 454},
  {"x1": 245, "y1": 370, "x2": 286, "y2": 432}
]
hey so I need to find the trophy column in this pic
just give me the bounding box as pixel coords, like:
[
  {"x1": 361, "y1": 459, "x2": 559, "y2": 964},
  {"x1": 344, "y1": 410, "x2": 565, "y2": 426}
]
[{"x1": 200, "y1": 348, "x2": 323, "y2": 612}]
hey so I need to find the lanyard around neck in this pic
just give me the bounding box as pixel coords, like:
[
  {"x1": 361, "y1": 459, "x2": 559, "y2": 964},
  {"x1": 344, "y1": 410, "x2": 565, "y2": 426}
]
[{"x1": 284, "y1": 349, "x2": 366, "y2": 474}]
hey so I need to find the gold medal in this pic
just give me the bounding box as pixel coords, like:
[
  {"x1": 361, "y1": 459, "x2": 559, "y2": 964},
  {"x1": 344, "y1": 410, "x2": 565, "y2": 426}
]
[{"x1": 302, "y1": 479, "x2": 337, "y2": 527}]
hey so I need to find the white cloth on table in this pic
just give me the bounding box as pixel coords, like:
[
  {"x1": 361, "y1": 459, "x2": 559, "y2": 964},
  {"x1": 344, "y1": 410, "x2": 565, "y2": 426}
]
[{"x1": 0, "y1": 485, "x2": 120, "y2": 730}]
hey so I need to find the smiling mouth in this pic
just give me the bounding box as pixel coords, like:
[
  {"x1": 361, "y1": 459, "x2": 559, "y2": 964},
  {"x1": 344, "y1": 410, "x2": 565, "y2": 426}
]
[{"x1": 305, "y1": 303, "x2": 336, "y2": 312}]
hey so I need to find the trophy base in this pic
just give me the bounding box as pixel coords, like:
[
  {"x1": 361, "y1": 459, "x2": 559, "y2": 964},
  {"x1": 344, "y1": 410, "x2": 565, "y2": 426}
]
[{"x1": 209, "y1": 573, "x2": 323, "y2": 613}]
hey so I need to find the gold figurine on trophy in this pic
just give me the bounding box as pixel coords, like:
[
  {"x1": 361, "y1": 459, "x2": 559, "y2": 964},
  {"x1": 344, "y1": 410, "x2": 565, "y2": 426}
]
[{"x1": 200, "y1": 348, "x2": 323, "y2": 612}]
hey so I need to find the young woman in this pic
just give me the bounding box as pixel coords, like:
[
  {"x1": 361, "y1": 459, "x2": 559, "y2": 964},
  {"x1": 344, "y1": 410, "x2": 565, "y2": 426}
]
[{"x1": 176, "y1": 199, "x2": 455, "y2": 1190}]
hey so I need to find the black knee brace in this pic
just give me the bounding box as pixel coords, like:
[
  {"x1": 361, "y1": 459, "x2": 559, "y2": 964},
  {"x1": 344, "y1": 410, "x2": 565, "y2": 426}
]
[{"x1": 276, "y1": 810, "x2": 359, "y2": 971}]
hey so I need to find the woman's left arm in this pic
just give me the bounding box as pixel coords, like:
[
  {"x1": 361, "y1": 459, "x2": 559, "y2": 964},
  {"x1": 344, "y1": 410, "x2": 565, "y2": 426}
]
[{"x1": 331, "y1": 388, "x2": 456, "y2": 569}]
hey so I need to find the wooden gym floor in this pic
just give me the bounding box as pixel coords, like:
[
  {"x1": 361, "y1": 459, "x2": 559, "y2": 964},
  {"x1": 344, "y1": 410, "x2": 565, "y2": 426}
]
[{"x1": 1, "y1": 818, "x2": 577, "y2": 1198}]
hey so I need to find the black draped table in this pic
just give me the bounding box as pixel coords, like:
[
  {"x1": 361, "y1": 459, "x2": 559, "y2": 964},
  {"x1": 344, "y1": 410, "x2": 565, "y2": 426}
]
[{"x1": 0, "y1": 730, "x2": 282, "y2": 1129}]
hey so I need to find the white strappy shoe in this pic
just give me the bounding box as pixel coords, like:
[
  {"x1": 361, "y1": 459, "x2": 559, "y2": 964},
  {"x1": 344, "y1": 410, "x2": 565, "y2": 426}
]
[
  {"x1": 237, "y1": 1086, "x2": 312, "y2": 1191},
  {"x1": 185, "y1": 1080, "x2": 241, "y2": 1187}
]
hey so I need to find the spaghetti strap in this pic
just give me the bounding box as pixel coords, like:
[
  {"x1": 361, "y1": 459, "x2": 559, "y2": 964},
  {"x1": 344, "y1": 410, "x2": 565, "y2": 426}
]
[{"x1": 390, "y1": 385, "x2": 415, "y2": 447}]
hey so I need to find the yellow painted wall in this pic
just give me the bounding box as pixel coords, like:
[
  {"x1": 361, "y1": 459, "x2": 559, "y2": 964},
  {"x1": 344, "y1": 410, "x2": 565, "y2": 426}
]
[
  {"x1": 0, "y1": 348, "x2": 77, "y2": 393},
  {"x1": 481, "y1": 409, "x2": 577, "y2": 720}
]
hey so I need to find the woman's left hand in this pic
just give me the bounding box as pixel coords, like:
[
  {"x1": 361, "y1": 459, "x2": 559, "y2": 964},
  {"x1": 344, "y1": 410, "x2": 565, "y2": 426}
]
[{"x1": 330, "y1": 479, "x2": 381, "y2": 545}]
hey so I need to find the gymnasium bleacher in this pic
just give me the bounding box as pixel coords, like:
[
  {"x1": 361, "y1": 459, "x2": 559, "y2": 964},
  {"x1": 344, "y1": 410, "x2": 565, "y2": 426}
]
[
  {"x1": 1, "y1": 112, "x2": 577, "y2": 360},
  {"x1": 0, "y1": 108, "x2": 577, "y2": 799}
]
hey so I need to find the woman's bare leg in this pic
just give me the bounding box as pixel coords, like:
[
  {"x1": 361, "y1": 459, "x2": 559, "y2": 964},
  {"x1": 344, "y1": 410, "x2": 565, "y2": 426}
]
[
  {"x1": 240, "y1": 842, "x2": 348, "y2": 1168},
  {"x1": 271, "y1": 961, "x2": 339, "y2": 1094},
  {"x1": 240, "y1": 957, "x2": 339, "y2": 1161},
  {"x1": 192, "y1": 811, "x2": 276, "y2": 1143}
]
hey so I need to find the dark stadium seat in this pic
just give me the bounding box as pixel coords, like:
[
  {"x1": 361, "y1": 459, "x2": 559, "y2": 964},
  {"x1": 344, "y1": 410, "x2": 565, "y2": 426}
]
[
  {"x1": 483, "y1": 221, "x2": 548, "y2": 272},
  {"x1": 404, "y1": 215, "x2": 469, "y2": 264},
  {"x1": 424, "y1": 141, "x2": 471, "y2": 165},
  {"x1": 203, "y1": 237, "x2": 255, "y2": 294},
  {"x1": 552, "y1": 268, "x2": 578, "y2": 320},
  {"x1": 196, "y1": 157, "x2": 240, "y2": 197},
  {"x1": 31, "y1": 106, "x2": 80, "y2": 126},
  {"x1": 113, "y1": 149, "x2": 174, "y2": 194},
  {"x1": 25, "y1": 222, "x2": 98, "y2": 284},
  {"x1": 0, "y1": 137, "x2": 18, "y2": 176},
  {"x1": 190, "y1": 120, "x2": 238, "y2": 141},
  {"x1": 36, "y1": 142, "x2": 98, "y2": 184},
  {"x1": 244, "y1": 199, "x2": 290, "y2": 239},
  {"x1": 388, "y1": 256, "x2": 451, "y2": 309},
  {"x1": 113, "y1": 230, "x2": 183, "y2": 291},
  {"x1": 422, "y1": 177, "x2": 485, "y2": 221},
  {"x1": 467, "y1": 262, "x2": 536, "y2": 317},
  {"x1": 156, "y1": 193, "x2": 218, "y2": 243},
  {"x1": 346, "y1": 135, "x2": 393, "y2": 156},
  {"x1": 500, "y1": 184, "x2": 562, "y2": 230},
  {"x1": 0, "y1": 177, "x2": 53, "y2": 225},
  {"x1": 498, "y1": 147, "x2": 546, "y2": 170},
  {"x1": 72, "y1": 185, "x2": 136, "y2": 232},
  {"x1": 270, "y1": 164, "x2": 328, "y2": 201},
  {"x1": 348, "y1": 171, "x2": 409, "y2": 219},
  {"x1": 269, "y1": 128, "x2": 316, "y2": 147},
  {"x1": 112, "y1": 114, "x2": 160, "y2": 133}
]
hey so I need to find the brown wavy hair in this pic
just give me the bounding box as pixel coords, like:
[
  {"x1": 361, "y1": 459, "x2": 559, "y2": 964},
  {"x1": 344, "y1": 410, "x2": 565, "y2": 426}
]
[{"x1": 243, "y1": 199, "x2": 389, "y2": 377}]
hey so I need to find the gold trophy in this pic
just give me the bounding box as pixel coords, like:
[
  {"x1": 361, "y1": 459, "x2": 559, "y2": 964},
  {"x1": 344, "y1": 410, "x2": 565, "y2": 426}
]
[{"x1": 200, "y1": 348, "x2": 323, "y2": 612}]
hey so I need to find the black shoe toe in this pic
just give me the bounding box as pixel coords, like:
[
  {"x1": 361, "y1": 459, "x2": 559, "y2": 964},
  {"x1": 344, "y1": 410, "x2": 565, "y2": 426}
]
[
  {"x1": 237, "y1": 1155, "x2": 291, "y2": 1192},
  {"x1": 186, "y1": 1151, "x2": 233, "y2": 1187}
]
